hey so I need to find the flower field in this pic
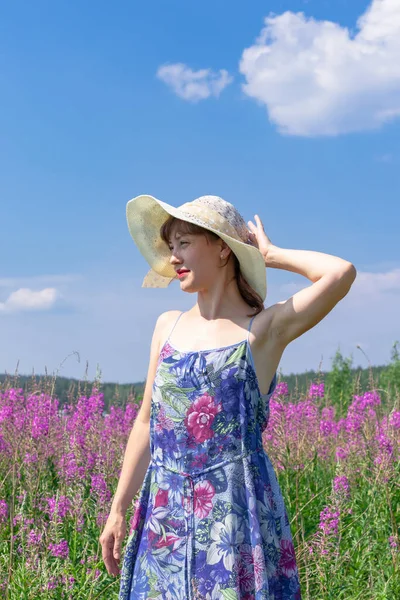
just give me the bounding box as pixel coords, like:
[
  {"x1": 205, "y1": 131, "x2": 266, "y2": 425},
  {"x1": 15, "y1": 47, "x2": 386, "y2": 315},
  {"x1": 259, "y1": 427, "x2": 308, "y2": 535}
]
[{"x1": 0, "y1": 349, "x2": 399, "y2": 599}]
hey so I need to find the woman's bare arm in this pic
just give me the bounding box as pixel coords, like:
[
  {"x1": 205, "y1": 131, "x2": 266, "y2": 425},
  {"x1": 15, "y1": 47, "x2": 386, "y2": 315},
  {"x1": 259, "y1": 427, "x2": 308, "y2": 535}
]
[
  {"x1": 108, "y1": 311, "x2": 172, "y2": 515},
  {"x1": 109, "y1": 419, "x2": 151, "y2": 515}
]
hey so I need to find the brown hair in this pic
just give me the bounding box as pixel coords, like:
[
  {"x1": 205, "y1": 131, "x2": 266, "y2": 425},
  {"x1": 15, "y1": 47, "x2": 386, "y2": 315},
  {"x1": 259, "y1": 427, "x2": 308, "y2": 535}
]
[{"x1": 160, "y1": 216, "x2": 264, "y2": 317}]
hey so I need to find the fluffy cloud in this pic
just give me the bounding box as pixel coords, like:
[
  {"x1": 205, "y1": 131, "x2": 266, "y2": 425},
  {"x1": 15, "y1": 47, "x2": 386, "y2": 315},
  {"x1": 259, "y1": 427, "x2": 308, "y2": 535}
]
[
  {"x1": 0, "y1": 288, "x2": 59, "y2": 313},
  {"x1": 239, "y1": 0, "x2": 400, "y2": 136},
  {"x1": 156, "y1": 63, "x2": 233, "y2": 101}
]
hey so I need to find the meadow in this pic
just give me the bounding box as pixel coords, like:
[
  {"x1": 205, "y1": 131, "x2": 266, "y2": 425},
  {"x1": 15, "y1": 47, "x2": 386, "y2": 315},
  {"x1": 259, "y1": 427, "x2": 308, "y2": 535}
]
[{"x1": 0, "y1": 346, "x2": 399, "y2": 600}]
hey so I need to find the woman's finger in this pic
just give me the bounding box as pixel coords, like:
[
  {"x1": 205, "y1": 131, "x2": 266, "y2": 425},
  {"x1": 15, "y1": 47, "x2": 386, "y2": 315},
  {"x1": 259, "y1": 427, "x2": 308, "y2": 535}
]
[
  {"x1": 254, "y1": 214, "x2": 265, "y2": 230},
  {"x1": 101, "y1": 536, "x2": 120, "y2": 576}
]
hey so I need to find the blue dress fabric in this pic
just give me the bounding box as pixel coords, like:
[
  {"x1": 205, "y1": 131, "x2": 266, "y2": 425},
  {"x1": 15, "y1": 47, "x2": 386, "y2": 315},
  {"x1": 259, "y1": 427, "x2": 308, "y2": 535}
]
[{"x1": 119, "y1": 312, "x2": 302, "y2": 600}]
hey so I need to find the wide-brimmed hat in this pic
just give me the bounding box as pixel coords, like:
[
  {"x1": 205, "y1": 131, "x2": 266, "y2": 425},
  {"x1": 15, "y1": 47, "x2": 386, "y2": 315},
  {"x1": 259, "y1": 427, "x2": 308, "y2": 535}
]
[{"x1": 126, "y1": 194, "x2": 267, "y2": 301}]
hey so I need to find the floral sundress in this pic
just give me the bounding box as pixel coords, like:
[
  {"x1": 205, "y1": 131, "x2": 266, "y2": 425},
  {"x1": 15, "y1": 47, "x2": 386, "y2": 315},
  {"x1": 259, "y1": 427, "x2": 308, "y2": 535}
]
[{"x1": 119, "y1": 311, "x2": 302, "y2": 599}]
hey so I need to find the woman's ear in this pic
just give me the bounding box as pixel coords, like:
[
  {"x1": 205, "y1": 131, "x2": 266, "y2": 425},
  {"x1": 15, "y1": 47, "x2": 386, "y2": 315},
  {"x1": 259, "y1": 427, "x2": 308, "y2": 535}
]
[{"x1": 220, "y1": 241, "x2": 232, "y2": 258}]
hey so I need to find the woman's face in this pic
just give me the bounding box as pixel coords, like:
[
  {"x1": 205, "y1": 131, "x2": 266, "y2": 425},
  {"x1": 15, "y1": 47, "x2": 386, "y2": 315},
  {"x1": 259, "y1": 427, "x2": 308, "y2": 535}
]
[{"x1": 167, "y1": 224, "x2": 228, "y2": 292}]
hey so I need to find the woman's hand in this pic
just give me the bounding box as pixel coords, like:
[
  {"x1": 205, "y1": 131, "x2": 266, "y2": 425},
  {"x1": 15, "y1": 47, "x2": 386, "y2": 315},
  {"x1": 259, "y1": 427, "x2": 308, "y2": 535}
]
[
  {"x1": 247, "y1": 215, "x2": 274, "y2": 262},
  {"x1": 99, "y1": 510, "x2": 127, "y2": 577}
]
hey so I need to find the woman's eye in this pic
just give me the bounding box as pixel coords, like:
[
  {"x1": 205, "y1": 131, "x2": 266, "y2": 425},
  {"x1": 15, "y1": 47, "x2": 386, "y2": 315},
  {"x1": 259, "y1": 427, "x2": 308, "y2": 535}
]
[{"x1": 168, "y1": 241, "x2": 188, "y2": 250}]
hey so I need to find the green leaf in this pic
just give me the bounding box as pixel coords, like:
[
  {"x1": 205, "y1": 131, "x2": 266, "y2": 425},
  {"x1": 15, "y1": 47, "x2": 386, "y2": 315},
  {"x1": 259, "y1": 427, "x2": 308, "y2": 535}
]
[
  {"x1": 223, "y1": 345, "x2": 245, "y2": 369},
  {"x1": 212, "y1": 412, "x2": 228, "y2": 435},
  {"x1": 146, "y1": 590, "x2": 163, "y2": 599},
  {"x1": 196, "y1": 518, "x2": 212, "y2": 544},
  {"x1": 160, "y1": 385, "x2": 193, "y2": 412},
  {"x1": 213, "y1": 499, "x2": 233, "y2": 521},
  {"x1": 221, "y1": 588, "x2": 239, "y2": 600}
]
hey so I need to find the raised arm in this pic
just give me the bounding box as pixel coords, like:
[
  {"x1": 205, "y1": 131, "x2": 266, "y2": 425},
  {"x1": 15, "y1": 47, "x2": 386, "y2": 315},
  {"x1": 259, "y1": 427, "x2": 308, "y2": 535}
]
[{"x1": 266, "y1": 245, "x2": 357, "y2": 346}]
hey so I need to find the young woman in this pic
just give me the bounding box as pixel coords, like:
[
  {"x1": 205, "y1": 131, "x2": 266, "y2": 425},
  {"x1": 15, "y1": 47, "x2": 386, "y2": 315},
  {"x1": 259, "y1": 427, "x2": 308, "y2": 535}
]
[{"x1": 100, "y1": 194, "x2": 357, "y2": 600}]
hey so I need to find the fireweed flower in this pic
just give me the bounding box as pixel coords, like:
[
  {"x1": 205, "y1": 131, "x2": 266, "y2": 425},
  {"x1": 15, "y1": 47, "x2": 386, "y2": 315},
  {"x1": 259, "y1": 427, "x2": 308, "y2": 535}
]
[
  {"x1": 22, "y1": 517, "x2": 34, "y2": 531},
  {"x1": 0, "y1": 500, "x2": 8, "y2": 523},
  {"x1": 320, "y1": 408, "x2": 338, "y2": 436},
  {"x1": 313, "y1": 505, "x2": 342, "y2": 558},
  {"x1": 273, "y1": 381, "x2": 288, "y2": 397},
  {"x1": 309, "y1": 382, "x2": 324, "y2": 399},
  {"x1": 24, "y1": 452, "x2": 38, "y2": 464},
  {"x1": 333, "y1": 475, "x2": 350, "y2": 501},
  {"x1": 46, "y1": 495, "x2": 72, "y2": 520},
  {"x1": 58, "y1": 452, "x2": 85, "y2": 482},
  {"x1": 99, "y1": 401, "x2": 139, "y2": 465},
  {"x1": 64, "y1": 575, "x2": 76, "y2": 588},
  {"x1": 90, "y1": 474, "x2": 111, "y2": 502},
  {"x1": 13, "y1": 514, "x2": 23, "y2": 527},
  {"x1": 389, "y1": 411, "x2": 400, "y2": 429},
  {"x1": 48, "y1": 539, "x2": 69, "y2": 559},
  {"x1": 65, "y1": 391, "x2": 105, "y2": 440},
  {"x1": 96, "y1": 511, "x2": 108, "y2": 528},
  {"x1": 319, "y1": 506, "x2": 340, "y2": 537},
  {"x1": 47, "y1": 577, "x2": 59, "y2": 590},
  {"x1": 27, "y1": 529, "x2": 42, "y2": 546}
]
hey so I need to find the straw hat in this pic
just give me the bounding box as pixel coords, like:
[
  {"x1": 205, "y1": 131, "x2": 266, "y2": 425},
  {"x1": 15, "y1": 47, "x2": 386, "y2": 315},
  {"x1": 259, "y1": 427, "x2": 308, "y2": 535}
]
[{"x1": 126, "y1": 194, "x2": 267, "y2": 301}]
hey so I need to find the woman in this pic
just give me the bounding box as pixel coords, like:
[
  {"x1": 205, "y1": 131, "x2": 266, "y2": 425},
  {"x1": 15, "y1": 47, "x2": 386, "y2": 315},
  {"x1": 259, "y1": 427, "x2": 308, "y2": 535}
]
[{"x1": 100, "y1": 194, "x2": 357, "y2": 599}]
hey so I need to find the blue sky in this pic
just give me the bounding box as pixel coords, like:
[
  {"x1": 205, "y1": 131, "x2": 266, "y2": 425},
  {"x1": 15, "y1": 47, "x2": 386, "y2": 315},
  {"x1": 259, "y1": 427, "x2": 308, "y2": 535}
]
[{"x1": 1, "y1": 0, "x2": 399, "y2": 384}]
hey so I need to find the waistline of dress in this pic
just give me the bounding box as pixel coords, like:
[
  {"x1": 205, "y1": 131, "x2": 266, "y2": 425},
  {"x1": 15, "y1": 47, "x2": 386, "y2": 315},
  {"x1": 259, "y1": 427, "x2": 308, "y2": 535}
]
[{"x1": 150, "y1": 445, "x2": 266, "y2": 479}]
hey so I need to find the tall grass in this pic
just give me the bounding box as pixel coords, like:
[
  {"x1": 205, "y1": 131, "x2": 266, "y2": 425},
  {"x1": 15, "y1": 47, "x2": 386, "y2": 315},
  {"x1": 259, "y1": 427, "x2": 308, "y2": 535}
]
[{"x1": 0, "y1": 346, "x2": 399, "y2": 599}]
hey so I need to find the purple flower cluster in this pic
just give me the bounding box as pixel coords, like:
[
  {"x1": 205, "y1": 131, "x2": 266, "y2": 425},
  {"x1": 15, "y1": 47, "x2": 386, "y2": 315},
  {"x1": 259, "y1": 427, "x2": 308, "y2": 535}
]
[
  {"x1": 319, "y1": 506, "x2": 340, "y2": 536},
  {"x1": 91, "y1": 474, "x2": 111, "y2": 503},
  {"x1": 389, "y1": 411, "x2": 400, "y2": 429},
  {"x1": 27, "y1": 529, "x2": 42, "y2": 546},
  {"x1": 309, "y1": 382, "x2": 324, "y2": 399},
  {"x1": 0, "y1": 376, "x2": 397, "y2": 590},
  {"x1": 333, "y1": 475, "x2": 350, "y2": 500},
  {"x1": 0, "y1": 500, "x2": 8, "y2": 523},
  {"x1": 48, "y1": 539, "x2": 69, "y2": 559},
  {"x1": 263, "y1": 385, "x2": 399, "y2": 475},
  {"x1": 45, "y1": 495, "x2": 72, "y2": 520}
]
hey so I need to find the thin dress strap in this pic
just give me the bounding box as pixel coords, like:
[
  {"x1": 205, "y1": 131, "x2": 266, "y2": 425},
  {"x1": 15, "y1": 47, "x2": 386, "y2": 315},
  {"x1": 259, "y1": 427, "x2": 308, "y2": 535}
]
[
  {"x1": 166, "y1": 311, "x2": 185, "y2": 343},
  {"x1": 246, "y1": 314, "x2": 257, "y2": 343}
]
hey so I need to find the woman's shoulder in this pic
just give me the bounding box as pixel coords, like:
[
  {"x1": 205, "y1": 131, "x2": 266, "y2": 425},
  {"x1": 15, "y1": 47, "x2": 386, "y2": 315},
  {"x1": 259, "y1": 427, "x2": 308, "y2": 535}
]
[
  {"x1": 158, "y1": 309, "x2": 183, "y2": 322},
  {"x1": 156, "y1": 309, "x2": 183, "y2": 332},
  {"x1": 154, "y1": 310, "x2": 183, "y2": 351}
]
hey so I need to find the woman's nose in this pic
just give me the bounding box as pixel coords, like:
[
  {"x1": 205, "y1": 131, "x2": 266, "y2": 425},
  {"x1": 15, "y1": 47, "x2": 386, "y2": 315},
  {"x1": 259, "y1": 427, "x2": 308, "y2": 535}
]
[{"x1": 169, "y1": 251, "x2": 181, "y2": 263}]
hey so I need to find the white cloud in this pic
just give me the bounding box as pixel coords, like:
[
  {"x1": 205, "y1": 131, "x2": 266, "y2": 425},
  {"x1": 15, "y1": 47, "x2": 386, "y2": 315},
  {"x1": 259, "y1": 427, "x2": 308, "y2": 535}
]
[
  {"x1": 156, "y1": 63, "x2": 233, "y2": 101},
  {"x1": 351, "y1": 268, "x2": 400, "y2": 294},
  {"x1": 0, "y1": 288, "x2": 60, "y2": 313},
  {"x1": 239, "y1": 0, "x2": 400, "y2": 136}
]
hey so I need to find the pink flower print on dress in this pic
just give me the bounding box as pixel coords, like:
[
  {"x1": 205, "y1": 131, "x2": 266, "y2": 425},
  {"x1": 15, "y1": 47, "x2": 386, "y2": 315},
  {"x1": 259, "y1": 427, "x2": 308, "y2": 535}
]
[
  {"x1": 155, "y1": 405, "x2": 175, "y2": 432},
  {"x1": 157, "y1": 341, "x2": 175, "y2": 366},
  {"x1": 252, "y1": 544, "x2": 266, "y2": 591},
  {"x1": 130, "y1": 500, "x2": 141, "y2": 532},
  {"x1": 238, "y1": 543, "x2": 255, "y2": 592},
  {"x1": 154, "y1": 488, "x2": 169, "y2": 508},
  {"x1": 190, "y1": 452, "x2": 208, "y2": 469},
  {"x1": 279, "y1": 538, "x2": 298, "y2": 577},
  {"x1": 193, "y1": 479, "x2": 215, "y2": 519},
  {"x1": 155, "y1": 532, "x2": 181, "y2": 550},
  {"x1": 184, "y1": 393, "x2": 221, "y2": 443}
]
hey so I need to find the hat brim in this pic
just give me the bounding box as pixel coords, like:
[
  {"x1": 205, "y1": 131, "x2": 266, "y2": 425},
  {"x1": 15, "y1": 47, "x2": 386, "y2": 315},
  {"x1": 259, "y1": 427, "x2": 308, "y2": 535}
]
[{"x1": 126, "y1": 194, "x2": 267, "y2": 301}]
